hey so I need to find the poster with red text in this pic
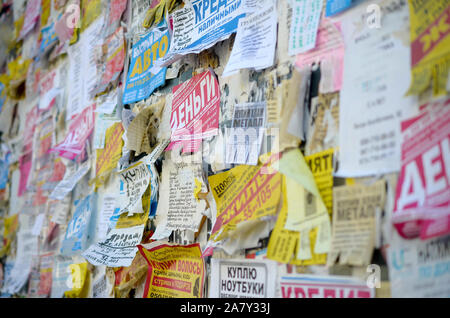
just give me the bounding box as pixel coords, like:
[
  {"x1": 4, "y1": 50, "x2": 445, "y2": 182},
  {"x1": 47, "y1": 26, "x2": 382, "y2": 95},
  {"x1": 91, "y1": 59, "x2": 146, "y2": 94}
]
[
  {"x1": 168, "y1": 70, "x2": 220, "y2": 153},
  {"x1": 138, "y1": 243, "x2": 205, "y2": 298},
  {"x1": 39, "y1": 69, "x2": 61, "y2": 111},
  {"x1": 50, "y1": 104, "x2": 96, "y2": 160},
  {"x1": 393, "y1": 98, "x2": 450, "y2": 240},
  {"x1": 280, "y1": 274, "x2": 374, "y2": 298}
]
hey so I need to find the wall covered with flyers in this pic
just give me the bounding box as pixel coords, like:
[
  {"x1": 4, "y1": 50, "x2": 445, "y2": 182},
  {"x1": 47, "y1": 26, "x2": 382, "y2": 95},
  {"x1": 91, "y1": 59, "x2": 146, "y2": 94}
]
[{"x1": 0, "y1": 0, "x2": 448, "y2": 298}]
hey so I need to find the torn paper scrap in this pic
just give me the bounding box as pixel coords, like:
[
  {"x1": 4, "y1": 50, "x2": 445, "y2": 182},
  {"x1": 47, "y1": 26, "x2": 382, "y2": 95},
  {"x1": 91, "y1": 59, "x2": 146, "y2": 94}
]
[
  {"x1": 327, "y1": 180, "x2": 386, "y2": 267},
  {"x1": 118, "y1": 161, "x2": 151, "y2": 215},
  {"x1": 225, "y1": 102, "x2": 266, "y2": 166}
]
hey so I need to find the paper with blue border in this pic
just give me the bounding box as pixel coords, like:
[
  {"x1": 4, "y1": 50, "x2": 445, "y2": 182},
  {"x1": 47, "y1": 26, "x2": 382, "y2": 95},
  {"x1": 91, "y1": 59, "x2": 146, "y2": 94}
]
[{"x1": 122, "y1": 21, "x2": 170, "y2": 104}]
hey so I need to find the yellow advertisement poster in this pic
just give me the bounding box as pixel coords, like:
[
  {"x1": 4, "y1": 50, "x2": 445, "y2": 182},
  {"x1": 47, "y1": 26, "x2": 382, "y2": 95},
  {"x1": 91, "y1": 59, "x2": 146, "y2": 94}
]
[
  {"x1": 267, "y1": 177, "x2": 297, "y2": 263},
  {"x1": 407, "y1": 0, "x2": 450, "y2": 96},
  {"x1": 40, "y1": 0, "x2": 52, "y2": 28},
  {"x1": 266, "y1": 176, "x2": 327, "y2": 266},
  {"x1": 81, "y1": 0, "x2": 102, "y2": 32},
  {"x1": 138, "y1": 243, "x2": 205, "y2": 298},
  {"x1": 95, "y1": 122, "x2": 124, "y2": 184},
  {"x1": 305, "y1": 148, "x2": 334, "y2": 215},
  {"x1": 0, "y1": 214, "x2": 19, "y2": 257},
  {"x1": 208, "y1": 161, "x2": 282, "y2": 243}
]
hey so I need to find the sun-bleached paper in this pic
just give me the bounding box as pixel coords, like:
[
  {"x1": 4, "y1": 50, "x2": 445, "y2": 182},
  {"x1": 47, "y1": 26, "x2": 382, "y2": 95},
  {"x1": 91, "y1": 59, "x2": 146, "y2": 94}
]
[
  {"x1": 336, "y1": 0, "x2": 419, "y2": 177},
  {"x1": 225, "y1": 102, "x2": 266, "y2": 165},
  {"x1": 49, "y1": 160, "x2": 91, "y2": 200},
  {"x1": 222, "y1": 1, "x2": 277, "y2": 77}
]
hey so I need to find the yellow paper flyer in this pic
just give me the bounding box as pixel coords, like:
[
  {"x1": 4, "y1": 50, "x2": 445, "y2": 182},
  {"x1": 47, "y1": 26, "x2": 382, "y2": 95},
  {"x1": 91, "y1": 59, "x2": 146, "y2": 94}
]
[
  {"x1": 208, "y1": 161, "x2": 282, "y2": 243},
  {"x1": 115, "y1": 207, "x2": 149, "y2": 229},
  {"x1": 81, "y1": 0, "x2": 102, "y2": 32},
  {"x1": 267, "y1": 176, "x2": 327, "y2": 265},
  {"x1": 0, "y1": 214, "x2": 19, "y2": 257},
  {"x1": 138, "y1": 243, "x2": 205, "y2": 298},
  {"x1": 95, "y1": 122, "x2": 124, "y2": 184},
  {"x1": 267, "y1": 176, "x2": 297, "y2": 263},
  {"x1": 407, "y1": 0, "x2": 450, "y2": 96},
  {"x1": 273, "y1": 149, "x2": 331, "y2": 252},
  {"x1": 305, "y1": 148, "x2": 334, "y2": 215}
]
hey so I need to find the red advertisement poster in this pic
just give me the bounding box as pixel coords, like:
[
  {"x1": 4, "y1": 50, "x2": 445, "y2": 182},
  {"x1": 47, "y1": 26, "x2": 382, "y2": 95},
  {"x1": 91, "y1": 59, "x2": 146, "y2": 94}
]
[
  {"x1": 50, "y1": 104, "x2": 96, "y2": 160},
  {"x1": 280, "y1": 274, "x2": 374, "y2": 298},
  {"x1": 393, "y1": 98, "x2": 450, "y2": 240},
  {"x1": 38, "y1": 252, "x2": 54, "y2": 297},
  {"x1": 19, "y1": 0, "x2": 40, "y2": 39},
  {"x1": 138, "y1": 243, "x2": 205, "y2": 298},
  {"x1": 39, "y1": 69, "x2": 60, "y2": 111},
  {"x1": 168, "y1": 69, "x2": 220, "y2": 153}
]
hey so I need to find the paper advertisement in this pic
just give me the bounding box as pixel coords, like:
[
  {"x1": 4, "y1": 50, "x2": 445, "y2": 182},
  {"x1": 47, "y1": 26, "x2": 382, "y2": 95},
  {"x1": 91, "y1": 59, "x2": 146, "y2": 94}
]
[
  {"x1": 49, "y1": 160, "x2": 91, "y2": 200},
  {"x1": 93, "y1": 115, "x2": 120, "y2": 149},
  {"x1": 388, "y1": 233, "x2": 450, "y2": 298},
  {"x1": 159, "y1": 159, "x2": 206, "y2": 232},
  {"x1": 64, "y1": 262, "x2": 90, "y2": 298},
  {"x1": 37, "y1": 252, "x2": 53, "y2": 297},
  {"x1": 61, "y1": 193, "x2": 97, "y2": 256},
  {"x1": 138, "y1": 243, "x2": 205, "y2": 298},
  {"x1": 122, "y1": 21, "x2": 169, "y2": 104},
  {"x1": 118, "y1": 161, "x2": 151, "y2": 215},
  {"x1": 96, "y1": 26, "x2": 125, "y2": 94},
  {"x1": 65, "y1": 16, "x2": 103, "y2": 120},
  {"x1": 267, "y1": 175, "x2": 327, "y2": 265},
  {"x1": 18, "y1": 152, "x2": 32, "y2": 197},
  {"x1": 39, "y1": 68, "x2": 61, "y2": 111},
  {"x1": 327, "y1": 180, "x2": 386, "y2": 266},
  {"x1": 50, "y1": 104, "x2": 96, "y2": 160},
  {"x1": 280, "y1": 274, "x2": 374, "y2": 298},
  {"x1": 288, "y1": 0, "x2": 323, "y2": 56},
  {"x1": 269, "y1": 149, "x2": 332, "y2": 259},
  {"x1": 208, "y1": 160, "x2": 281, "y2": 244},
  {"x1": 40, "y1": 22, "x2": 59, "y2": 54},
  {"x1": 96, "y1": 195, "x2": 117, "y2": 241},
  {"x1": 167, "y1": 0, "x2": 245, "y2": 56},
  {"x1": 225, "y1": 102, "x2": 266, "y2": 166},
  {"x1": 222, "y1": 1, "x2": 277, "y2": 76},
  {"x1": 305, "y1": 148, "x2": 334, "y2": 214},
  {"x1": 304, "y1": 92, "x2": 340, "y2": 155},
  {"x1": 19, "y1": 0, "x2": 40, "y2": 39},
  {"x1": 336, "y1": 0, "x2": 419, "y2": 177},
  {"x1": 325, "y1": 0, "x2": 357, "y2": 17},
  {"x1": 209, "y1": 258, "x2": 277, "y2": 298},
  {"x1": 407, "y1": 0, "x2": 450, "y2": 96},
  {"x1": 50, "y1": 257, "x2": 73, "y2": 298},
  {"x1": 95, "y1": 88, "x2": 118, "y2": 114},
  {"x1": 82, "y1": 224, "x2": 146, "y2": 267},
  {"x1": 49, "y1": 196, "x2": 71, "y2": 225},
  {"x1": 1, "y1": 230, "x2": 37, "y2": 294},
  {"x1": 95, "y1": 122, "x2": 124, "y2": 181},
  {"x1": 296, "y1": 21, "x2": 344, "y2": 93},
  {"x1": 393, "y1": 99, "x2": 450, "y2": 240},
  {"x1": 169, "y1": 70, "x2": 220, "y2": 153}
]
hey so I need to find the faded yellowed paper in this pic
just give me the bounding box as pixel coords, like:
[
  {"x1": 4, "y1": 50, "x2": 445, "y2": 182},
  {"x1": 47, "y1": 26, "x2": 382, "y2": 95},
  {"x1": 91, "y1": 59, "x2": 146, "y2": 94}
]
[{"x1": 327, "y1": 180, "x2": 386, "y2": 266}]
